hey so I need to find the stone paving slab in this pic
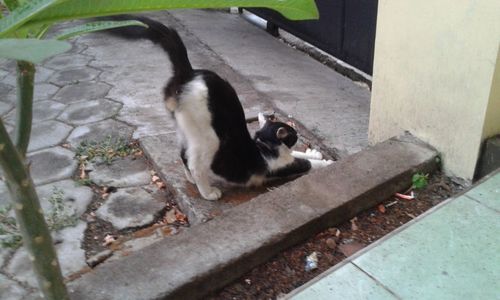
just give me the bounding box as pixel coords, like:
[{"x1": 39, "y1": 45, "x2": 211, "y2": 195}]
[
  {"x1": 68, "y1": 135, "x2": 438, "y2": 299},
  {"x1": 4, "y1": 100, "x2": 65, "y2": 125},
  {"x1": 0, "y1": 274, "x2": 28, "y2": 300},
  {"x1": 96, "y1": 187, "x2": 166, "y2": 230},
  {"x1": 28, "y1": 146, "x2": 78, "y2": 185},
  {"x1": 58, "y1": 98, "x2": 121, "y2": 125},
  {"x1": 48, "y1": 66, "x2": 101, "y2": 86},
  {"x1": 43, "y1": 54, "x2": 93, "y2": 70},
  {"x1": 0, "y1": 100, "x2": 13, "y2": 116},
  {"x1": 66, "y1": 119, "x2": 134, "y2": 147},
  {"x1": 7, "y1": 222, "x2": 87, "y2": 289},
  {"x1": 27, "y1": 120, "x2": 73, "y2": 152},
  {"x1": 88, "y1": 157, "x2": 151, "y2": 188},
  {"x1": 2, "y1": 66, "x2": 55, "y2": 86},
  {"x1": 53, "y1": 81, "x2": 111, "y2": 104},
  {"x1": 36, "y1": 179, "x2": 94, "y2": 217}
]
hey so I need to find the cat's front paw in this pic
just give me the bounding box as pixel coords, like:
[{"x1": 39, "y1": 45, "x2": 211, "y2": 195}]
[
  {"x1": 201, "y1": 187, "x2": 222, "y2": 201},
  {"x1": 323, "y1": 159, "x2": 334, "y2": 166},
  {"x1": 306, "y1": 148, "x2": 323, "y2": 160}
]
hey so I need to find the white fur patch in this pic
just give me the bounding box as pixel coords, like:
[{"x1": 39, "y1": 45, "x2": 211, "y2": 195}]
[
  {"x1": 291, "y1": 149, "x2": 323, "y2": 160},
  {"x1": 308, "y1": 159, "x2": 334, "y2": 169},
  {"x1": 264, "y1": 145, "x2": 295, "y2": 172},
  {"x1": 175, "y1": 76, "x2": 221, "y2": 200},
  {"x1": 258, "y1": 112, "x2": 267, "y2": 129}
]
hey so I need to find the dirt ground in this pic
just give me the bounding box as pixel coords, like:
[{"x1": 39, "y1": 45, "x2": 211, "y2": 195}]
[{"x1": 208, "y1": 171, "x2": 465, "y2": 300}]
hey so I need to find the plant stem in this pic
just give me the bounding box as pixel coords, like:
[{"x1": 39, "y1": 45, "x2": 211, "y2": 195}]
[
  {"x1": 15, "y1": 60, "x2": 34, "y2": 158},
  {"x1": 0, "y1": 119, "x2": 69, "y2": 299}
]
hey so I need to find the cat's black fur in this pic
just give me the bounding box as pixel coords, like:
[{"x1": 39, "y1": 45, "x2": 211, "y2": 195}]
[{"x1": 103, "y1": 16, "x2": 324, "y2": 199}]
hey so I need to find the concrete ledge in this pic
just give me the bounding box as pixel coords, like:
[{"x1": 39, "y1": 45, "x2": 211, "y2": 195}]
[{"x1": 68, "y1": 135, "x2": 438, "y2": 299}]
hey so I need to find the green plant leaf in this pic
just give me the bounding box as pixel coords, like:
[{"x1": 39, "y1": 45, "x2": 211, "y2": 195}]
[
  {"x1": 0, "y1": 0, "x2": 64, "y2": 37},
  {"x1": 24, "y1": 0, "x2": 318, "y2": 29},
  {"x1": 412, "y1": 173, "x2": 429, "y2": 190},
  {"x1": 56, "y1": 19, "x2": 146, "y2": 40},
  {"x1": 0, "y1": 38, "x2": 70, "y2": 63},
  {"x1": 3, "y1": 0, "x2": 20, "y2": 10}
]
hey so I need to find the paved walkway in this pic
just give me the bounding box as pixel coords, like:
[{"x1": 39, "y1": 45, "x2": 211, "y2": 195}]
[
  {"x1": 0, "y1": 9, "x2": 370, "y2": 299},
  {"x1": 286, "y1": 170, "x2": 500, "y2": 300}
]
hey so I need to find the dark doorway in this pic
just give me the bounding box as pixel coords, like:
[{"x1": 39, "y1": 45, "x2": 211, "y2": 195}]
[{"x1": 247, "y1": 0, "x2": 378, "y2": 75}]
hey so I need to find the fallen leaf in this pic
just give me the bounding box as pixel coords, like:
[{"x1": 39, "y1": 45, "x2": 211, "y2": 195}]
[
  {"x1": 326, "y1": 238, "x2": 337, "y2": 250},
  {"x1": 164, "y1": 209, "x2": 176, "y2": 224},
  {"x1": 175, "y1": 208, "x2": 188, "y2": 224},
  {"x1": 338, "y1": 241, "x2": 366, "y2": 257},
  {"x1": 350, "y1": 217, "x2": 359, "y2": 231},
  {"x1": 378, "y1": 204, "x2": 386, "y2": 214},
  {"x1": 152, "y1": 175, "x2": 160, "y2": 182},
  {"x1": 102, "y1": 234, "x2": 116, "y2": 246},
  {"x1": 61, "y1": 143, "x2": 71, "y2": 149},
  {"x1": 156, "y1": 181, "x2": 166, "y2": 189},
  {"x1": 102, "y1": 193, "x2": 109, "y2": 199},
  {"x1": 79, "y1": 164, "x2": 86, "y2": 179}
]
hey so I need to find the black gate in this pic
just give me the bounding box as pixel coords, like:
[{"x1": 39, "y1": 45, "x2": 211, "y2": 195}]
[{"x1": 247, "y1": 0, "x2": 378, "y2": 75}]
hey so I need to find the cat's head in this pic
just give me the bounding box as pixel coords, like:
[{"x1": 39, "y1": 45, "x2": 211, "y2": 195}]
[{"x1": 254, "y1": 113, "x2": 298, "y2": 148}]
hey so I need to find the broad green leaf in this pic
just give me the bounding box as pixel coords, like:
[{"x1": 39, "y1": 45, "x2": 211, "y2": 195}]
[
  {"x1": 2, "y1": 0, "x2": 20, "y2": 10},
  {"x1": 0, "y1": 0, "x2": 64, "y2": 37},
  {"x1": 56, "y1": 20, "x2": 146, "y2": 40},
  {"x1": 0, "y1": 38, "x2": 70, "y2": 63},
  {"x1": 25, "y1": 0, "x2": 318, "y2": 28}
]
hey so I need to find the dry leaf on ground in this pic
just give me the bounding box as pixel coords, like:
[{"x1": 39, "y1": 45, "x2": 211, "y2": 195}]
[{"x1": 350, "y1": 217, "x2": 359, "y2": 231}]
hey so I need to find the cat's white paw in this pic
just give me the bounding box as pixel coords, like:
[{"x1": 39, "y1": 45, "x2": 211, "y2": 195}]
[
  {"x1": 306, "y1": 148, "x2": 323, "y2": 160},
  {"x1": 201, "y1": 187, "x2": 222, "y2": 201},
  {"x1": 324, "y1": 159, "x2": 334, "y2": 166}
]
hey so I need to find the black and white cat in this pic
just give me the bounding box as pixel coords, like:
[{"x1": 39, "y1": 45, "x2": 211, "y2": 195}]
[{"x1": 105, "y1": 16, "x2": 332, "y2": 200}]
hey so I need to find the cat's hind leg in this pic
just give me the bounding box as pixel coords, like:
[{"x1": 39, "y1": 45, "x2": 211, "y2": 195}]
[
  {"x1": 188, "y1": 145, "x2": 222, "y2": 200},
  {"x1": 180, "y1": 147, "x2": 195, "y2": 184}
]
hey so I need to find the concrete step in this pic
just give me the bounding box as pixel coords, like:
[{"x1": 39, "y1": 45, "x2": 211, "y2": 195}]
[{"x1": 68, "y1": 134, "x2": 438, "y2": 299}]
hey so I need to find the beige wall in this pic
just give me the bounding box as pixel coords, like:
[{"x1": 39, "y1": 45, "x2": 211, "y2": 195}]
[
  {"x1": 481, "y1": 48, "x2": 500, "y2": 140},
  {"x1": 369, "y1": 0, "x2": 500, "y2": 180}
]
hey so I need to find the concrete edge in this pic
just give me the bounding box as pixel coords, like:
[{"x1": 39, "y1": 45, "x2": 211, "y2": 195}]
[{"x1": 68, "y1": 135, "x2": 438, "y2": 300}]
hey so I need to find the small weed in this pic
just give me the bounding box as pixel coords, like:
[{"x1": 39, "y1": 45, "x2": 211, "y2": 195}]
[
  {"x1": 75, "y1": 136, "x2": 138, "y2": 165},
  {"x1": 76, "y1": 178, "x2": 94, "y2": 186},
  {"x1": 0, "y1": 187, "x2": 77, "y2": 249},
  {"x1": 412, "y1": 173, "x2": 429, "y2": 190},
  {"x1": 0, "y1": 205, "x2": 22, "y2": 249},
  {"x1": 46, "y1": 187, "x2": 78, "y2": 231}
]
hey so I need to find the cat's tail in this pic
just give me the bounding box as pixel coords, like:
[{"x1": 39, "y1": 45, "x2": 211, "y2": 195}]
[{"x1": 101, "y1": 15, "x2": 193, "y2": 78}]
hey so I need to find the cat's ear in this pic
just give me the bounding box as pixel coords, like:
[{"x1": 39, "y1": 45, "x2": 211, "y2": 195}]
[
  {"x1": 258, "y1": 112, "x2": 267, "y2": 129},
  {"x1": 276, "y1": 127, "x2": 289, "y2": 140}
]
